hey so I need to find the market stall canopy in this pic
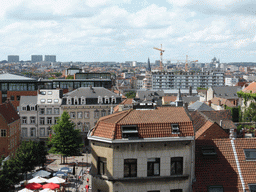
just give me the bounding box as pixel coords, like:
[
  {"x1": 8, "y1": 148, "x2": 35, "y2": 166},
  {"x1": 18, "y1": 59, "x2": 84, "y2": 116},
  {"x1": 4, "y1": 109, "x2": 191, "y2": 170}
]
[
  {"x1": 32, "y1": 170, "x2": 51, "y2": 178},
  {"x1": 28, "y1": 176, "x2": 48, "y2": 184},
  {"x1": 42, "y1": 183, "x2": 60, "y2": 190},
  {"x1": 47, "y1": 176, "x2": 65, "y2": 184},
  {"x1": 25, "y1": 183, "x2": 42, "y2": 190}
]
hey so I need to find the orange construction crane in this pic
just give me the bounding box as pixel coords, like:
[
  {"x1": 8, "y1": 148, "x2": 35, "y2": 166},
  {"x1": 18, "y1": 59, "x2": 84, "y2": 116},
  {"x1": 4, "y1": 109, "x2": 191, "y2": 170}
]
[
  {"x1": 153, "y1": 44, "x2": 165, "y2": 70},
  {"x1": 185, "y1": 55, "x2": 198, "y2": 72}
]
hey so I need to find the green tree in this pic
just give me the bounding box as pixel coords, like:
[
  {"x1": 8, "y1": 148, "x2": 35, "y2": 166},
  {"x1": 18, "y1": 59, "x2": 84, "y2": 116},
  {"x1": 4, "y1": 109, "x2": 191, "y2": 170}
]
[
  {"x1": 66, "y1": 75, "x2": 74, "y2": 79},
  {"x1": 48, "y1": 111, "x2": 83, "y2": 163},
  {"x1": 0, "y1": 157, "x2": 22, "y2": 191},
  {"x1": 125, "y1": 91, "x2": 136, "y2": 98},
  {"x1": 243, "y1": 102, "x2": 256, "y2": 122}
]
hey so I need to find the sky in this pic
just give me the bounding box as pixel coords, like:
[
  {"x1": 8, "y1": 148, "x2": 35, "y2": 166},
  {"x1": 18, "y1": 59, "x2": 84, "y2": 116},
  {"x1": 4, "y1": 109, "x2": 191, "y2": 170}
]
[{"x1": 0, "y1": 0, "x2": 256, "y2": 63}]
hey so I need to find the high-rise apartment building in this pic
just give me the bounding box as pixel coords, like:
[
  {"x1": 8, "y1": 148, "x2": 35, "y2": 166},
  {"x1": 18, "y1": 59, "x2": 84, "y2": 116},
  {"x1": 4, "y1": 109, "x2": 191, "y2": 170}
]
[
  {"x1": 152, "y1": 71, "x2": 224, "y2": 90},
  {"x1": 8, "y1": 55, "x2": 19, "y2": 63},
  {"x1": 45, "y1": 55, "x2": 56, "y2": 62},
  {"x1": 31, "y1": 55, "x2": 43, "y2": 63}
]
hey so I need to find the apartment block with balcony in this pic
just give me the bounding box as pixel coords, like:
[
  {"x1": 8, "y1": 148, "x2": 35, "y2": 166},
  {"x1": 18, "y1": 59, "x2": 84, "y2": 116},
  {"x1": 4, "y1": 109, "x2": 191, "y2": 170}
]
[
  {"x1": 88, "y1": 105, "x2": 195, "y2": 192},
  {"x1": 152, "y1": 71, "x2": 224, "y2": 90}
]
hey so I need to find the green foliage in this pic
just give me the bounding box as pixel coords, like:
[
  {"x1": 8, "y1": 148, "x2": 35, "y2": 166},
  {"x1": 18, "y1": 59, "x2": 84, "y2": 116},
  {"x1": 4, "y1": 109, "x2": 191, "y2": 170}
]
[
  {"x1": 66, "y1": 75, "x2": 74, "y2": 79},
  {"x1": 125, "y1": 91, "x2": 136, "y2": 98},
  {"x1": 0, "y1": 157, "x2": 22, "y2": 190},
  {"x1": 197, "y1": 87, "x2": 208, "y2": 90},
  {"x1": 237, "y1": 90, "x2": 256, "y2": 106},
  {"x1": 224, "y1": 106, "x2": 240, "y2": 122},
  {"x1": 243, "y1": 102, "x2": 256, "y2": 122},
  {"x1": 48, "y1": 111, "x2": 83, "y2": 156}
]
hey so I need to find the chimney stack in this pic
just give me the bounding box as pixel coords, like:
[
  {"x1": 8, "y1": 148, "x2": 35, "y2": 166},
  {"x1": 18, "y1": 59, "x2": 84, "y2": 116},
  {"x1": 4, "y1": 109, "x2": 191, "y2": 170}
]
[{"x1": 208, "y1": 100, "x2": 212, "y2": 107}]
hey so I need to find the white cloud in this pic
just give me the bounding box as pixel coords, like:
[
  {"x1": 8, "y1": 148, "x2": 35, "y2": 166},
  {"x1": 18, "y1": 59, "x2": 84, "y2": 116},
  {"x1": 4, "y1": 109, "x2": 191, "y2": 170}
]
[{"x1": 233, "y1": 38, "x2": 251, "y2": 49}]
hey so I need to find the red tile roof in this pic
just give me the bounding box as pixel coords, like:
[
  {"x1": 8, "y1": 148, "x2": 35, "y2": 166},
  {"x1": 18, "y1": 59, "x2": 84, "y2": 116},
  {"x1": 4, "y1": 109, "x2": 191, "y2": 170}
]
[
  {"x1": 0, "y1": 102, "x2": 19, "y2": 124},
  {"x1": 92, "y1": 107, "x2": 194, "y2": 139},
  {"x1": 242, "y1": 82, "x2": 256, "y2": 93},
  {"x1": 162, "y1": 96, "x2": 177, "y2": 104},
  {"x1": 211, "y1": 97, "x2": 236, "y2": 108},
  {"x1": 194, "y1": 138, "x2": 256, "y2": 192}
]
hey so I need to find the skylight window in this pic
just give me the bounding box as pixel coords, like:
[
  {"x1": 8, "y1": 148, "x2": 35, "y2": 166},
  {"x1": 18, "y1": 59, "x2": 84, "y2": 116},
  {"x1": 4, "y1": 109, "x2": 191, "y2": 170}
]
[
  {"x1": 244, "y1": 149, "x2": 256, "y2": 160},
  {"x1": 201, "y1": 146, "x2": 217, "y2": 156}
]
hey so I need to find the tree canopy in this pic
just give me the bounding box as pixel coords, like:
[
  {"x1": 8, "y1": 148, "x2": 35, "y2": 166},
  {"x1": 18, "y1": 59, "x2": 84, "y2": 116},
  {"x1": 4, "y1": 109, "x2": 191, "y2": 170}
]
[
  {"x1": 48, "y1": 111, "x2": 83, "y2": 157},
  {"x1": 125, "y1": 91, "x2": 136, "y2": 98}
]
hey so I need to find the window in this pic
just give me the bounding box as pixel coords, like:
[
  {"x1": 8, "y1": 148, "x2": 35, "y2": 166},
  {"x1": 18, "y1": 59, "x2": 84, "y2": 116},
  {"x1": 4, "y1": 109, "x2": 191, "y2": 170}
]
[
  {"x1": 40, "y1": 108, "x2": 45, "y2": 115},
  {"x1": 147, "y1": 158, "x2": 160, "y2": 176},
  {"x1": 101, "y1": 110, "x2": 106, "y2": 117},
  {"x1": 54, "y1": 99, "x2": 59, "y2": 103},
  {"x1": 77, "y1": 122, "x2": 83, "y2": 131},
  {"x1": 47, "y1": 117, "x2": 52, "y2": 125},
  {"x1": 85, "y1": 111, "x2": 90, "y2": 118},
  {"x1": 11, "y1": 96, "x2": 15, "y2": 100},
  {"x1": 244, "y1": 149, "x2": 256, "y2": 160},
  {"x1": 171, "y1": 157, "x2": 183, "y2": 175},
  {"x1": 81, "y1": 97, "x2": 86, "y2": 105},
  {"x1": 172, "y1": 124, "x2": 180, "y2": 134},
  {"x1": 47, "y1": 127, "x2": 51, "y2": 136},
  {"x1": 70, "y1": 112, "x2": 75, "y2": 119},
  {"x1": 202, "y1": 146, "x2": 217, "y2": 156},
  {"x1": 47, "y1": 99, "x2": 52, "y2": 103},
  {"x1": 30, "y1": 116, "x2": 36, "y2": 124},
  {"x1": 170, "y1": 190, "x2": 182, "y2": 192},
  {"x1": 78, "y1": 112, "x2": 83, "y2": 119},
  {"x1": 124, "y1": 159, "x2": 137, "y2": 177},
  {"x1": 21, "y1": 128, "x2": 28, "y2": 137},
  {"x1": 30, "y1": 128, "x2": 36, "y2": 137},
  {"x1": 122, "y1": 125, "x2": 138, "y2": 138},
  {"x1": 40, "y1": 128, "x2": 45, "y2": 137},
  {"x1": 41, "y1": 99, "x2": 46, "y2": 103},
  {"x1": 98, "y1": 96, "x2": 103, "y2": 104},
  {"x1": 208, "y1": 186, "x2": 223, "y2": 192},
  {"x1": 54, "y1": 117, "x2": 58, "y2": 124},
  {"x1": 98, "y1": 157, "x2": 107, "y2": 175},
  {"x1": 40, "y1": 117, "x2": 45, "y2": 125},
  {"x1": 94, "y1": 111, "x2": 99, "y2": 118},
  {"x1": 48, "y1": 91, "x2": 52, "y2": 95},
  {"x1": 1, "y1": 130, "x2": 7, "y2": 137},
  {"x1": 54, "y1": 108, "x2": 60, "y2": 115},
  {"x1": 30, "y1": 106, "x2": 35, "y2": 111},
  {"x1": 22, "y1": 117, "x2": 27, "y2": 124},
  {"x1": 47, "y1": 108, "x2": 52, "y2": 114},
  {"x1": 22, "y1": 106, "x2": 26, "y2": 111},
  {"x1": 84, "y1": 122, "x2": 90, "y2": 132},
  {"x1": 40, "y1": 91, "x2": 46, "y2": 95}
]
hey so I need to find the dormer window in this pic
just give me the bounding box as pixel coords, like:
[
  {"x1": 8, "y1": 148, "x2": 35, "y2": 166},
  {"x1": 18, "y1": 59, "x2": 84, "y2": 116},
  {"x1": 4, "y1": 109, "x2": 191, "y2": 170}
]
[
  {"x1": 201, "y1": 146, "x2": 217, "y2": 156},
  {"x1": 111, "y1": 96, "x2": 116, "y2": 104},
  {"x1": 105, "y1": 96, "x2": 109, "y2": 104},
  {"x1": 22, "y1": 106, "x2": 26, "y2": 111},
  {"x1": 74, "y1": 97, "x2": 78, "y2": 105},
  {"x1": 122, "y1": 125, "x2": 138, "y2": 139},
  {"x1": 67, "y1": 97, "x2": 71, "y2": 105},
  {"x1": 172, "y1": 124, "x2": 180, "y2": 134},
  {"x1": 81, "y1": 97, "x2": 86, "y2": 105},
  {"x1": 98, "y1": 96, "x2": 103, "y2": 104},
  {"x1": 30, "y1": 106, "x2": 35, "y2": 111},
  {"x1": 244, "y1": 149, "x2": 256, "y2": 160}
]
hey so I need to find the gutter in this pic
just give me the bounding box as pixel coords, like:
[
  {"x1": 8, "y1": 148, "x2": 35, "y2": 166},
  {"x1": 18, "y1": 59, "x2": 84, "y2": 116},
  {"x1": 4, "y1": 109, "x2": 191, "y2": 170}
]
[{"x1": 230, "y1": 139, "x2": 246, "y2": 191}]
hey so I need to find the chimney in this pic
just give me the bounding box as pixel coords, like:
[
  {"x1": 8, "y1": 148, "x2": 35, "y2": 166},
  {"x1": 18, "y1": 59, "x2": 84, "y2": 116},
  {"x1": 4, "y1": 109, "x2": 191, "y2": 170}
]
[
  {"x1": 229, "y1": 129, "x2": 237, "y2": 139},
  {"x1": 184, "y1": 102, "x2": 188, "y2": 110},
  {"x1": 208, "y1": 100, "x2": 212, "y2": 107}
]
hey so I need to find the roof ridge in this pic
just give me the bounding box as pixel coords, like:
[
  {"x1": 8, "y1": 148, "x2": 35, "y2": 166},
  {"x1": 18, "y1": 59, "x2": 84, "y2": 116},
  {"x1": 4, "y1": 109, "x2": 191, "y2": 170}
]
[{"x1": 114, "y1": 109, "x2": 133, "y2": 124}]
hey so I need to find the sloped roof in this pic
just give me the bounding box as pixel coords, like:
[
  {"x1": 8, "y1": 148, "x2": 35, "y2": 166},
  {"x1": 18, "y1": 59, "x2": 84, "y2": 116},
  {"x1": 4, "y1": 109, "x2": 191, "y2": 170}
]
[
  {"x1": 200, "y1": 110, "x2": 236, "y2": 129},
  {"x1": 182, "y1": 96, "x2": 200, "y2": 104},
  {"x1": 91, "y1": 107, "x2": 194, "y2": 140},
  {"x1": 212, "y1": 86, "x2": 241, "y2": 99},
  {"x1": 64, "y1": 87, "x2": 121, "y2": 98},
  {"x1": 194, "y1": 138, "x2": 256, "y2": 192},
  {"x1": 188, "y1": 101, "x2": 215, "y2": 111},
  {"x1": 162, "y1": 96, "x2": 176, "y2": 104},
  {"x1": 211, "y1": 97, "x2": 236, "y2": 107},
  {"x1": 0, "y1": 73, "x2": 36, "y2": 81},
  {"x1": 20, "y1": 96, "x2": 37, "y2": 106},
  {"x1": 242, "y1": 82, "x2": 256, "y2": 93},
  {"x1": 0, "y1": 102, "x2": 20, "y2": 124}
]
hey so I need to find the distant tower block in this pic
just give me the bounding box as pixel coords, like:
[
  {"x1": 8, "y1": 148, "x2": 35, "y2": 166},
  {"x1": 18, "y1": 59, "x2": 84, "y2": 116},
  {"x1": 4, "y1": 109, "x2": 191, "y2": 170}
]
[
  {"x1": 31, "y1": 55, "x2": 43, "y2": 63},
  {"x1": 45, "y1": 55, "x2": 56, "y2": 62},
  {"x1": 8, "y1": 55, "x2": 19, "y2": 63}
]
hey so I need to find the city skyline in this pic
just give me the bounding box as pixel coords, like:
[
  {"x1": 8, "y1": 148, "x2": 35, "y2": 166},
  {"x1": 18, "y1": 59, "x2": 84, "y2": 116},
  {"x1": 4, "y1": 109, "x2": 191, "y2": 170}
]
[{"x1": 0, "y1": 0, "x2": 256, "y2": 63}]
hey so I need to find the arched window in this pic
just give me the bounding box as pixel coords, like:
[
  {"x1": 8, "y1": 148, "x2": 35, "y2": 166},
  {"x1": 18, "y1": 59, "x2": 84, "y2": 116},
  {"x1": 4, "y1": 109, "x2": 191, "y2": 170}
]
[
  {"x1": 111, "y1": 96, "x2": 116, "y2": 104},
  {"x1": 105, "y1": 96, "x2": 109, "y2": 104},
  {"x1": 74, "y1": 97, "x2": 78, "y2": 105}
]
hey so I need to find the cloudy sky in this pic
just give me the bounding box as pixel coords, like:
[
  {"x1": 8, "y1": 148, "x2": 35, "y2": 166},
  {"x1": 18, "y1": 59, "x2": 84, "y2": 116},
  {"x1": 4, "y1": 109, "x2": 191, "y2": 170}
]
[{"x1": 0, "y1": 0, "x2": 256, "y2": 63}]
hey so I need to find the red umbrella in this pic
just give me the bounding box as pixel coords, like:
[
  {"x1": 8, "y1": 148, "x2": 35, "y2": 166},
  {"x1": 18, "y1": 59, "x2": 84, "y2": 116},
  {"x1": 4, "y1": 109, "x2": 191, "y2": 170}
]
[
  {"x1": 25, "y1": 183, "x2": 42, "y2": 190},
  {"x1": 42, "y1": 182, "x2": 60, "y2": 190}
]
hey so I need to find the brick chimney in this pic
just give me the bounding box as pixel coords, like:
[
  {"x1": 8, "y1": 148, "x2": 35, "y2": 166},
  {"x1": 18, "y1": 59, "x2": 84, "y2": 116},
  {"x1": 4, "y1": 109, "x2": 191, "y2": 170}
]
[{"x1": 208, "y1": 100, "x2": 212, "y2": 107}]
